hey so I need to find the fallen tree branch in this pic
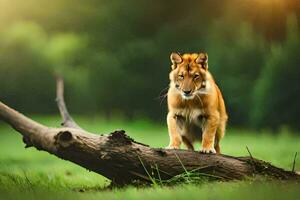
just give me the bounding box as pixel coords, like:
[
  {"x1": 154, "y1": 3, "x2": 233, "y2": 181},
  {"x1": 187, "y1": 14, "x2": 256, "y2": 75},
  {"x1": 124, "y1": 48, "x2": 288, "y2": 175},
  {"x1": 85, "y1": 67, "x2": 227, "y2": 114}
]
[
  {"x1": 56, "y1": 76, "x2": 82, "y2": 130},
  {"x1": 0, "y1": 79, "x2": 299, "y2": 185}
]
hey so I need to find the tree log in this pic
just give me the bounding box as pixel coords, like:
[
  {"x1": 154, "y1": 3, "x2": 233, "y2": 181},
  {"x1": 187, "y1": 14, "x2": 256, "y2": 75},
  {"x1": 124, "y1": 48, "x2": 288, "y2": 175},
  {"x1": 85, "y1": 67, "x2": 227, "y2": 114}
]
[{"x1": 0, "y1": 79, "x2": 299, "y2": 185}]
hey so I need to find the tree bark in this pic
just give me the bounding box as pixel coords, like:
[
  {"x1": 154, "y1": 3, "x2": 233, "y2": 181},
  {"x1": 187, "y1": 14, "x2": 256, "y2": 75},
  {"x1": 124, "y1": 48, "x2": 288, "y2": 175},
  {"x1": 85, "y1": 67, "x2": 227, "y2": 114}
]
[{"x1": 0, "y1": 79, "x2": 299, "y2": 185}]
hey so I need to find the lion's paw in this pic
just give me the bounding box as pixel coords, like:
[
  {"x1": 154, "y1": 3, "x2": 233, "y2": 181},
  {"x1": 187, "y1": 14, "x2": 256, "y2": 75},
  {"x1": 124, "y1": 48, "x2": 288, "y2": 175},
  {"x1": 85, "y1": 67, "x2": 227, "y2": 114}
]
[
  {"x1": 165, "y1": 145, "x2": 180, "y2": 149},
  {"x1": 200, "y1": 147, "x2": 216, "y2": 154}
]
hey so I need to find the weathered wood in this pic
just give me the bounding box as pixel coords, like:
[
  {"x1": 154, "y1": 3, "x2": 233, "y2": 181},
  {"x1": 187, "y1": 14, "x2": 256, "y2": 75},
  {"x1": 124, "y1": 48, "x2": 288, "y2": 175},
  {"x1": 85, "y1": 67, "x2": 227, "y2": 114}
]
[
  {"x1": 56, "y1": 76, "x2": 82, "y2": 130},
  {"x1": 0, "y1": 79, "x2": 299, "y2": 185}
]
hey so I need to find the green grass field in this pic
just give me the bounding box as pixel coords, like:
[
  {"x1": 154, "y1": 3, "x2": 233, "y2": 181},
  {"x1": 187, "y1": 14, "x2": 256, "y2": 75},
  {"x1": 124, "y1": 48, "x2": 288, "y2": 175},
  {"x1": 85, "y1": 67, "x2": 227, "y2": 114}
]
[{"x1": 0, "y1": 115, "x2": 299, "y2": 200}]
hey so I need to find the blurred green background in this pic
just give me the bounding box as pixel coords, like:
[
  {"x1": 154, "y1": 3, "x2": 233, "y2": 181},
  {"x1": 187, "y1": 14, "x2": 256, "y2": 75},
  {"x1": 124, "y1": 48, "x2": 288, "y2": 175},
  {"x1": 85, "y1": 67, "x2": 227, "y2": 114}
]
[
  {"x1": 1, "y1": 1, "x2": 300, "y2": 199},
  {"x1": 1, "y1": 0, "x2": 300, "y2": 131}
]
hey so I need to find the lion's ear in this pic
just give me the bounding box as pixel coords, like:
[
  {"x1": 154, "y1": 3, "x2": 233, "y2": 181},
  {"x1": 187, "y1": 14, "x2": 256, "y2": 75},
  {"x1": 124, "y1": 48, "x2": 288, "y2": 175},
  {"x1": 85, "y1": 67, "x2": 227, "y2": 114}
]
[
  {"x1": 170, "y1": 52, "x2": 183, "y2": 69},
  {"x1": 196, "y1": 53, "x2": 208, "y2": 70}
]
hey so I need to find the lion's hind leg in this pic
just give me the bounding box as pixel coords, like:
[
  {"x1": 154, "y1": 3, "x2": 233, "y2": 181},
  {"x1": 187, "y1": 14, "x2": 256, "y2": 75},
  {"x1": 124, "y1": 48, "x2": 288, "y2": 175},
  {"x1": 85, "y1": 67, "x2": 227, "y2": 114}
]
[
  {"x1": 182, "y1": 135, "x2": 194, "y2": 151},
  {"x1": 214, "y1": 117, "x2": 227, "y2": 154}
]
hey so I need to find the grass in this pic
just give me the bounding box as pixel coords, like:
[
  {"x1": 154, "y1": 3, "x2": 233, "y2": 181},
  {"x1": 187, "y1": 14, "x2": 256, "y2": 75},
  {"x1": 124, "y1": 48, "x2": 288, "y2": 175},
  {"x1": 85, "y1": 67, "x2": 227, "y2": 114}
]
[{"x1": 0, "y1": 115, "x2": 299, "y2": 200}]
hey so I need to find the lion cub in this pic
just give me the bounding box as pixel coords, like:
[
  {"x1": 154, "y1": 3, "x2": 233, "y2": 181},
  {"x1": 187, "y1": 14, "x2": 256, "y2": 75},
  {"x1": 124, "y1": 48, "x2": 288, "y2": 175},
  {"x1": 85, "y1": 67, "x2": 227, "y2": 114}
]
[{"x1": 166, "y1": 52, "x2": 228, "y2": 154}]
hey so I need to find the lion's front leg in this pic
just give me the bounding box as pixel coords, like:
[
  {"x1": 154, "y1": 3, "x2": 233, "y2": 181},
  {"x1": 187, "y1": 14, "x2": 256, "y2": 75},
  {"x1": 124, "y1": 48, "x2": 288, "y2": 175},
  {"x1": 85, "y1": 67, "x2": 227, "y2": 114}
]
[
  {"x1": 166, "y1": 112, "x2": 182, "y2": 149},
  {"x1": 200, "y1": 114, "x2": 219, "y2": 154}
]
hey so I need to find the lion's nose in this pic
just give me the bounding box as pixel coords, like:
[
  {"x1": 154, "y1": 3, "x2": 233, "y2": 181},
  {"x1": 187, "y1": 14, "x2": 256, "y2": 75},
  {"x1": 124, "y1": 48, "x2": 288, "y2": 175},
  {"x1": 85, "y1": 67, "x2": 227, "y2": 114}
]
[{"x1": 183, "y1": 90, "x2": 192, "y2": 95}]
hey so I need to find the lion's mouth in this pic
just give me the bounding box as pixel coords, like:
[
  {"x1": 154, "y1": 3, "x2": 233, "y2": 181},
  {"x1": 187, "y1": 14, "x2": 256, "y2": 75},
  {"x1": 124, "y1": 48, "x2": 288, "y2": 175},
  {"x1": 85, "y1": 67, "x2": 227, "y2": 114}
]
[{"x1": 182, "y1": 93, "x2": 194, "y2": 100}]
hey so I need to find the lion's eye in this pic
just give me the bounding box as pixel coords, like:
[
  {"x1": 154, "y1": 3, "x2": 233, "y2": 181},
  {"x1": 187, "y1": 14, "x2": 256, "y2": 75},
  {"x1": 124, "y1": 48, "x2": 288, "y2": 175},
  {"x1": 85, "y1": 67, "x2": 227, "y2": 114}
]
[
  {"x1": 178, "y1": 75, "x2": 184, "y2": 80},
  {"x1": 194, "y1": 74, "x2": 200, "y2": 80}
]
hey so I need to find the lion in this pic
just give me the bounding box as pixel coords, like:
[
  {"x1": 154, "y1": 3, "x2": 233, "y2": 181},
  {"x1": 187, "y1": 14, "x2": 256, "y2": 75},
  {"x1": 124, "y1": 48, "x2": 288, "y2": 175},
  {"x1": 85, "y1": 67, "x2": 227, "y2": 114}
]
[{"x1": 166, "y1": 52, "x2": 228, "y2": 154}]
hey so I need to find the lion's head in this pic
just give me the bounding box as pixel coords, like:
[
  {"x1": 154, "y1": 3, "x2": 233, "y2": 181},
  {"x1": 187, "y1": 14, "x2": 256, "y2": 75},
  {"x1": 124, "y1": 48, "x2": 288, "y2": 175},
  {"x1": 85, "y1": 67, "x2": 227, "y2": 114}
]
[{"x1": 169, "y1": 52, "x2": 209, "y2": 100}]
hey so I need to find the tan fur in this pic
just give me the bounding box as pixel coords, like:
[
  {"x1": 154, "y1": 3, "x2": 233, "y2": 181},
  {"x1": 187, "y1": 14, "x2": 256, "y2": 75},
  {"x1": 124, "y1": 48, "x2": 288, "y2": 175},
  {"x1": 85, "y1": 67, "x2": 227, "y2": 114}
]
[{"x1": 166, "y1": 52, "x2": 228, "y2": 154}]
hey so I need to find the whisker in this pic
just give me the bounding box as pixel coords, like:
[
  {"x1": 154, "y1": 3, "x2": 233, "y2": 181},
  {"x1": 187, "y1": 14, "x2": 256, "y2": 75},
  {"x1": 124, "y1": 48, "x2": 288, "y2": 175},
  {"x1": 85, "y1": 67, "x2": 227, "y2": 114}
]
[
  {"x1": 156, "y1": 86, "x2": 169, "y2": 99},
  {"x1": 196, "y1": 94, "x2": 204, "y2": 107},
  {"x1": 156, "y1": 93, "x2": 167, "y2": 99},
  {"x1": 155, "y1": 85, "x2": 169, "y2": 106},
  {"x1": 192, "y1": 82, "x2": 204, "y2": 107},
  {"x1": 197, "y1": 90, "x2": 212, "y2": 95},
  {"x1": 159, "y1": 93, "x2": 168, "y2": 106}
]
